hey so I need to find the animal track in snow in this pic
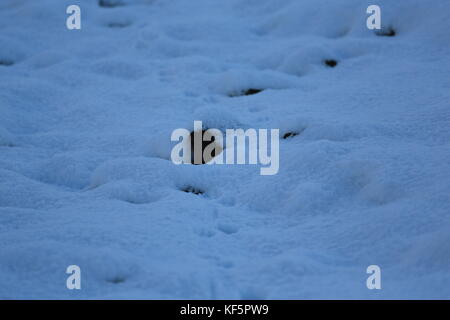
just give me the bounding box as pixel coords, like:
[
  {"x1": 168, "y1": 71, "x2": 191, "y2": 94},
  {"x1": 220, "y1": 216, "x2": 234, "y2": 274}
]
[
  {"x1": 99, "y1": 0, "x2": 125, "y2": 8},
  {"x1": 181, "y1": 186, "x2": 204, "y2": 195},
  {"x1": 282, "y1": 126, "x2": 306, "y2": 140},
  {"x1": 188, "y1": 129, "x2": 222, "y2": 165},
  {"x1": 283, "y1": 132, "x2": 299, "y2": 139},
  {"x1": 107, "y1": 276, "x2": 126, "y2": 284},
  {"x1": 0, "y1": 59, "x2": 14, "y2": 66},
  {"x1": 375, "y1": 26, "x2": 396, "y2": 37},
  {"x1": 229, "y1": 88, "x2": 264, "y2": 97},
  {"x1": 324, "y1": 59, "x2": 338, "y2": 68}
]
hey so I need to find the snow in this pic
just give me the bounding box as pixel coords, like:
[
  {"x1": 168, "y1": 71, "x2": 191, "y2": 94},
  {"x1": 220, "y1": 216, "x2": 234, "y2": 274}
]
[{"x1": 0, "y1": 0, "x2": 449, "y2": 299}]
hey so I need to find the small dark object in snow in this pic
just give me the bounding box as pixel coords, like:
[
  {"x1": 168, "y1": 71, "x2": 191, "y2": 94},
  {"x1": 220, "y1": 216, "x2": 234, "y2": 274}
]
[
  {"x1": 243, "y1": 88, "x2": 263, "y2": 96},
  {"x1": 99, "y1": 0, "x2": 125, "y2": 8},
  {"x1": 229, "y1": 88, "x2": 264, "y2": 97},
  {"x1": 107, "y1": 277, "x2": 126, "y2": 284},
  {"x1": 182, "y1": 186, "x2": 204, "y2": 195},
  {"x1": 0, "y1": 59, "x2": 14, "y2": 66},
  {"x1": 190, "y1": 130, "x2": 216, "y2": 165},
  {"x1": 376, "y1": 27, "x2": 396, "y2": 37},
  {"x1": 283, "y1": 132, "x2": 299, "y2": 139},
  {"x1": 324, "y1": 59, "x2": 337, "y2": 67}
]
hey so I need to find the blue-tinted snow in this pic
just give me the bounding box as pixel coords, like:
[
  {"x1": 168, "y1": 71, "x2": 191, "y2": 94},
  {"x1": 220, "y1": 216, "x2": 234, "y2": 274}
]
[{"x1": 0, "y1": 0, "x2": 449, "y2": 299}]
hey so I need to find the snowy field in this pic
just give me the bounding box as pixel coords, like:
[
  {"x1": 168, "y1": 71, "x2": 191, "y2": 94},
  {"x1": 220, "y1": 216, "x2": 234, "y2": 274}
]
[{"x1": 0, "y1": 0, "x2": 449, "y2": 299}]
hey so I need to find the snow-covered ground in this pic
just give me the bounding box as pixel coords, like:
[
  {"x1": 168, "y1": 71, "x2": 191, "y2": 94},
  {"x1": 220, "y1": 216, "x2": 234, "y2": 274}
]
[{"x1": 1, "y1": 0, "x2": 449, "y2": 299}]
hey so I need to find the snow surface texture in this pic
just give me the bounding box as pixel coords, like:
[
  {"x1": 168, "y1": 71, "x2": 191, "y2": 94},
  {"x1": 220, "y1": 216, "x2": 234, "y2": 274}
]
[{"x1": 0, "y1": 0, "x2": 449, "y2": 299}]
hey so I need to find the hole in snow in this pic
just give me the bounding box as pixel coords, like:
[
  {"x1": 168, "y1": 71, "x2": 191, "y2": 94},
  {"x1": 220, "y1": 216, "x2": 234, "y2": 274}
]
[
  {"x1": 189, "y1": 130, "x2": 222, "y2": 165},
  {"x1": 107, "y1": 276, "x2": 126, "y2": 284},
  {"x1": 229, "y1": 88, "x2": 264, "y2": 97},
  {"x1": 181, "y1": 186, "x2": 204, "y2": 195},
  {"x1": 99, "y1": 0, "x2": 125, "y2": 8},
  {"x1": 283, "y1": 132, "x2": 299, "y2": 139},
  {"x1": 324, "y1": 59, "x2": 338, "y2": 68},
  {"x1": 375, "y1": 27, "x2": 396, "y2": 37},
  {"x1": 0, "y1": 59, "x2": 14, "y2": 66}
]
